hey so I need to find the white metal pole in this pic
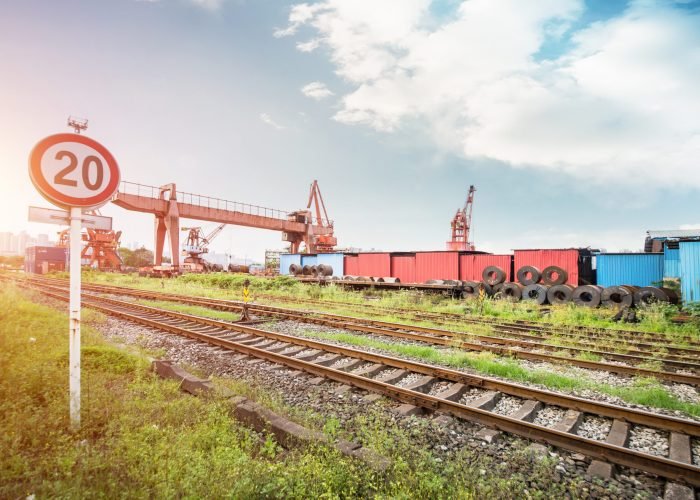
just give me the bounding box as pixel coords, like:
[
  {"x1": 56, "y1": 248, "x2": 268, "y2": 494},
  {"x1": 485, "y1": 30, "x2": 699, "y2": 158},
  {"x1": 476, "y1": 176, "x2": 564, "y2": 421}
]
[{"x1": 69, "y1": 206, "x2": 82, "y2": 429}]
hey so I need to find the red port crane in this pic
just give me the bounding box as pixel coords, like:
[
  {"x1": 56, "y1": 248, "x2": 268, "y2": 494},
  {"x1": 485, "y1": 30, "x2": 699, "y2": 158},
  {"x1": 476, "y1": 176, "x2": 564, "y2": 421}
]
[
  {"x1": 181, "y1": 223, "x2": 226, "y2": 271},
  {"x1": 446, "y1": 185, "x2": 476, "y2": 251},
  {"x1": 57, "y1": 211, "x2": 123, "y2": 270}
]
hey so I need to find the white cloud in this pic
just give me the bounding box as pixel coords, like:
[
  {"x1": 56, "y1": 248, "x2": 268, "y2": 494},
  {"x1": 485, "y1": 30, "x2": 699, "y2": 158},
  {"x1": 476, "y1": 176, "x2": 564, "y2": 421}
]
[
  {"x1": 190, "y1": 0, "x2": 224, "y2": 9},
  {"x1": 278, "y1": 0, "x2": 700, "y2": 188},
  {"x1": 301, "y1": 81, "x2": 334, "y2": 100},
  {"x1": 274, "y1": 3, "x2": 325, "y2": 37},
  {"x1": 259, "y1": 113, "x2": 285, "y2": 130},
  {"x1": 296, "y1": 39, "x2": 321, "y2": 52},
  {"x1": 680, "y1": 224, "x2": 700, "y2": 230}
]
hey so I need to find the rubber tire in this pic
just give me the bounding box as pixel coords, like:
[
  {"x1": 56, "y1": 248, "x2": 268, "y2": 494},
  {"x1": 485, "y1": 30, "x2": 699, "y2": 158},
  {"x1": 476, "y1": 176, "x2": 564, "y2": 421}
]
[
  {"x1": 517, "y1": 266, "x2": 541, "y2": 285},
  {"x1": 572, "y1": 285, "x2": 602, "y2": 307},
  {"x1": 491, "y1": 282, "x2": 504, "y2": 297},
  {"x1": 601, "y1": 286, "x2": 634, "y2": 308},
  {"x1": 522, "y1": 284, "x2": 549, "y2": 305},
  {"x1": 500, "y1": 282, "x2": 524, "y2": 302},
  {"x1": 547, "y1": 284, "x2": 575, "y2": 305},
  {"x1": 482, "y1": 266, "x2": 506, "y2": 285},
  {"x1": 289, "y1": 264, "x2": 301, "y2": 275},
  {"x1": 542, "y1": 266, "x2": 568, "y2": 286}
]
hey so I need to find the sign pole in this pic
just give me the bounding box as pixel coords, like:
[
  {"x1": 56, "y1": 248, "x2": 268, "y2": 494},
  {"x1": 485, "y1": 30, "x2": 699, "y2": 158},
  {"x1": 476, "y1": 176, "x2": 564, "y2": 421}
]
[
  {"x1": 69, "y1": 206, "x2": 82, "y2": 429},
  {"x1": 29, "y1": 132, "x2": 120, "y2": 430}
]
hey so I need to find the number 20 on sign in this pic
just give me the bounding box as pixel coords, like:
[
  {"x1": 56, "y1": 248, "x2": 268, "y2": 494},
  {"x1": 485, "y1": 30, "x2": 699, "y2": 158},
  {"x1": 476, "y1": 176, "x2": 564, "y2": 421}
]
[{"x1": 29, "y1": 133, "x2": 120, "y2": 428}]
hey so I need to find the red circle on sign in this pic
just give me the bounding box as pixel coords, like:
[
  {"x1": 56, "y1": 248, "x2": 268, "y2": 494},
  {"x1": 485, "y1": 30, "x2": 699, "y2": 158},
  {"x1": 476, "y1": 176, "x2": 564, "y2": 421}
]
[{"x1": 28, "y1": 133, "x2": 120, "y2": 209}]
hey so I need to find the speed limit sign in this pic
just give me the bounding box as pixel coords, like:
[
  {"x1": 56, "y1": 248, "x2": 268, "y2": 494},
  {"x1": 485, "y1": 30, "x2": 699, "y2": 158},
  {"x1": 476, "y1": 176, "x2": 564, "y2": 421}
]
[
  {"x1": 28, "y1": 131, "x2": 120, "y2": 430},
  {"x1": 29, "y1": 133, "x2": 120, "y2": 209}
]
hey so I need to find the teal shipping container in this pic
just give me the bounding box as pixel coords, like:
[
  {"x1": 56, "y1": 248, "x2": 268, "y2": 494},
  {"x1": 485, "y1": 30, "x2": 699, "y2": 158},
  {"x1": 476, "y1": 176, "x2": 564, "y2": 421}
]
[
  {"x1": 596, "y1": 253, "x2": 663, "y2": 287},
  {"x1": 300, "y1": 255, "x2": 318, "y2": 267},
  {"x1": 279, "y1": 254, "x2": 301, "y2": 275},
  {"x1": 680, "y1": 241, "x2": 700, "y2": 304},
  {"x1": 316, "y1": 253, "x2": 344, "y2": 276},
  {"x1": 664, "y1": 246, "x2": 680, "y2": 278}
]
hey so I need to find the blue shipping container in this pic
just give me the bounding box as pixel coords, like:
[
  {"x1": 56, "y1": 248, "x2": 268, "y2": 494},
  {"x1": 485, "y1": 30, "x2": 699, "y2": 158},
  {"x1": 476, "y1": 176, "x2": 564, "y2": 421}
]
[
  {"x1": 279, "y1": 254, "x2": 301, "y2": 275},
  {"x1": 596, "y1": 253, "x2": 663, "y2": 287},
  {"x1": 680, "y1": 241, "x2": 700, "y2": 304},
  {"x1": 664, "y1": 247, "x2": 680, "y2": 278},
  {"x1": 316, "y1": 253, "x2": 344, "y2": 277},
  {"x1": 300, "y1": 255, "x2": 318, "y2": 267}
]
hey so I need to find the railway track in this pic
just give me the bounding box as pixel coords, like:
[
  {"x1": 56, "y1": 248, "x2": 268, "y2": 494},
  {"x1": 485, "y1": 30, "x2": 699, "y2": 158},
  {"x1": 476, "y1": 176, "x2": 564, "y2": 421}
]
[
  {"x1": 253, "y1": 292, "x2": 700, "y2": 349},
  {"x1": 19, "y1": 276, "x2": 700, "y2": 387},
  {"x1": 17, "y1": 280, "x2": 700, "y2": 491}
]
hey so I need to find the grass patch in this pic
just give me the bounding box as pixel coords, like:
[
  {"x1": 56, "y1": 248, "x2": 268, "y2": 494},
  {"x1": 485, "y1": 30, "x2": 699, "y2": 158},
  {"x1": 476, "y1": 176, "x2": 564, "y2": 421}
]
[{"x1": 1, "y1": 283, "x2": 589, "y2": 498}]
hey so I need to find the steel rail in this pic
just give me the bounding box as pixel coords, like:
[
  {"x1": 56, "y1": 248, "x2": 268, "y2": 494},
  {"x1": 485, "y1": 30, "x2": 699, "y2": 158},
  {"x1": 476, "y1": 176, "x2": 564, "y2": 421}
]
[
  {"x1": 31, "y1": 276, "x2": 700, "y2": 359},
  {"x1": 22, "y1": 275, "x2": 700, "y2": 351},
  {"x1": 254, "y1": 291, "x2": 700, "y2": 347},
  {"x1": 27, "y1": 284, "x2": 700, "y2": 487},
  {"x1": 262, "y1": 293, "x2": 700, "y2": 349},
  {"x1": 21, "y1": 277, "x2": 700, "y2": 386}
]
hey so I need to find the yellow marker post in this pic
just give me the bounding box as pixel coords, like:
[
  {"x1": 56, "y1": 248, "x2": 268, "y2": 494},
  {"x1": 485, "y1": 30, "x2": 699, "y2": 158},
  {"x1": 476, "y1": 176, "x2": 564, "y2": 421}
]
[{"x1": 240, "y1": 279, "x2": 251, "y2": 321}]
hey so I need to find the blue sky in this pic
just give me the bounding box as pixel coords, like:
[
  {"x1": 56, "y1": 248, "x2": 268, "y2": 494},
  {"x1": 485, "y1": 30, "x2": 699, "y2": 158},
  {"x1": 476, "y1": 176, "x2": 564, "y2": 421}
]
[{"x1": 1, "y1": 0, "x2": 699, "y2": 260}]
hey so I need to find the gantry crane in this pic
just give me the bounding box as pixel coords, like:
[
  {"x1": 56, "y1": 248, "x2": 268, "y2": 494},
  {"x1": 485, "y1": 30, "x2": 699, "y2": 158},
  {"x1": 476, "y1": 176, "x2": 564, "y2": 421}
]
[
  {"x1": 446, "y1": 185, "x2": 476, "y2": 251},
  {"x1": 113, "y1": 180, "x2": 337, "y2": 270}
]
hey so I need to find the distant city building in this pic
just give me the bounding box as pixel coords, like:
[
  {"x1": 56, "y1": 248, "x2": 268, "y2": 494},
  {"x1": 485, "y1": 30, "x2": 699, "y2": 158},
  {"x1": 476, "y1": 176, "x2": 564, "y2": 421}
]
[
  {"x1": 0, "y1": 230, "x2": 55, "y2": 256},
  {"x1": 0, "y1": 232, "x2": 12, "y2": 254}
]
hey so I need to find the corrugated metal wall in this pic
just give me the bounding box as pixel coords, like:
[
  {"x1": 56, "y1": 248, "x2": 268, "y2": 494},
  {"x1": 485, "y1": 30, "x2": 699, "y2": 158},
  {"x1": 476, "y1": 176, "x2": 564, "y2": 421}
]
[
  {"x1": 343, "y1": 255, "x2": 359, "y2": 276},
  {"x1": 357, "y1": 253, "x2": 391, "y2": 276},
  {"x1": 279, "y1": 254, "x2": 302, "y2": 275},
  {"x1": 596, "y1": 253, "x2": 663, "y2": 287},
  {"x1": 663, "y1": 247, "x2": 680, "y2": 278},
  {"x1": 514, "y1": 249, "x2": 579, "y2": 285},
  {"x1": 300, "y1": 255, "x2": 317, "y2": 267},
  {"x1": 415, "y1": 251, "x2": 459, "y2": 282},
  {"x1": 390, "y1": 254, "x2": 416, "y2": 283},
  {"x1": 459, "y1": 254, "x2": 512, "y2": 281},
  {"x1": 680, "y1": 242, "x2": 700, "y2": 303},
  {"x1": 316, "y1": 253, "x2": 344, "y2": 276}
]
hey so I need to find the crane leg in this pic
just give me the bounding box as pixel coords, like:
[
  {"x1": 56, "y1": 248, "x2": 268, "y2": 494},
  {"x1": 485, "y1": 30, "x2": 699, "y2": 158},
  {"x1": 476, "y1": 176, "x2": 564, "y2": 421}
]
[{"x1": 154, "y1": 216, "x2": 166, "y2": 266}]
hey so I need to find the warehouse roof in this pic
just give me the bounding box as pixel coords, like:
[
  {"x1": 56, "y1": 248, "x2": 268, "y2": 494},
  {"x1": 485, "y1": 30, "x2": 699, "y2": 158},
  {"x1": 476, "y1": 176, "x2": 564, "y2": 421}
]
[{"x1": 647, "y1": 229, "x2": 700, "y2": 239}]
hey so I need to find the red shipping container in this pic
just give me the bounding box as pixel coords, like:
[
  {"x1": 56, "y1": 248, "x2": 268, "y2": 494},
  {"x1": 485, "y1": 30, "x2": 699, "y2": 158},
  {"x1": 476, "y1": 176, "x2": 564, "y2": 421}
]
[
  {"x1": 343, "y1": 255, "x2": 359, "y2": 276},
  {"x1": 357, "y1": 252, "x2": 391, "y2": 277},
  {"x1": 459, "y1": 254, "x2": 513, "y2": 282},
  {"x1": 415, "y1": 251, "x2": 459, "y2": 282},
  {"x1": 390, "y1": 254, "x2": 416, "y2": 283},
  {"x1": 513, "y1": 249, "x2": 580, "y2": 285}
]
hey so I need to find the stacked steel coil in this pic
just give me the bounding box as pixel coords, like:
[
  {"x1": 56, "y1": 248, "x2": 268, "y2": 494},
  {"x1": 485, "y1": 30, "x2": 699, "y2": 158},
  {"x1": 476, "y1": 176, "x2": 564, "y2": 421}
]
[{"x1": 464, "y1": 264, "x2": 678, "y2": 307}]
